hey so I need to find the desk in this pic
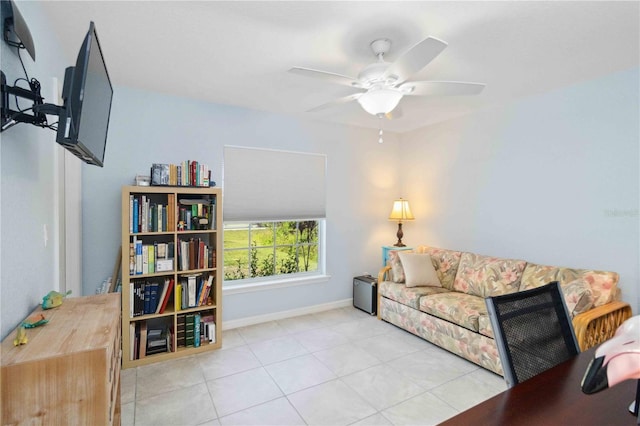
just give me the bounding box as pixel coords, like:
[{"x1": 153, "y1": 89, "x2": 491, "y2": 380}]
[{"x1": 440, "y1": 346, "x2": 638, "y2": 426}]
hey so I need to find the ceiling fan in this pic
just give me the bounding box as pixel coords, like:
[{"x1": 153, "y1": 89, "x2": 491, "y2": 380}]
[{"x1": 289, "y1": 37, "x2": 485, "y2": 118}]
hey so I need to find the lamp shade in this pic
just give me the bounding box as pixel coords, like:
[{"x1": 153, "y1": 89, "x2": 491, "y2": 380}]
[
  {"x1": 389, "y1": 198, "x2": 414, "y2": 221},
  {"x1": 357, "y1": 88, "x2": 402, "y2": 115}
]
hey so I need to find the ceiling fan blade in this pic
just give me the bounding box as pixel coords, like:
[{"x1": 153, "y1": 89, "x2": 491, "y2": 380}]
[
  {"x1": 382, "y1": 37, "x2": 448, "y2": 84},
  {"x1": 289, "y1": 67, "x2": 360, "y2": 88},
  {"x1": 401, "y1": 81, "x2": 486, "y2": 96},
  {"x1": 307, "y1": 92, "x2": 363, "y2": 112}
]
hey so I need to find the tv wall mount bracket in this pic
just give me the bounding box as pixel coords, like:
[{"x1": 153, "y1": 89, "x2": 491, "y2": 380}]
[{"x1": 1, "y1": 71, "x2": 63, "y2": 131}]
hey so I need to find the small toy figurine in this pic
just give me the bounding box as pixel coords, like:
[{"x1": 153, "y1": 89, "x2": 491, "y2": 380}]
[
  {"x1": 22, "y1": 313, "x2": 48, "y2": 328},
  {"x1": 13, "y1": 326, "x2": 28, "y2": 346},
  {"x1": 41, "y1": 290, "x2": 72, "y2": 310}
]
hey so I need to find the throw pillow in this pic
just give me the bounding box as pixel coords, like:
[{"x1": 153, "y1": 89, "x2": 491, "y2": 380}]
[
  {"x1": 398, "y1": 252, "x2": 442, "y2": 288},
  {"x1": 388, "y1": 250, "x2": 412, "y2": 283},
  {"x1": 561, "y1": 279, "x2": 594, "y2": 317}
]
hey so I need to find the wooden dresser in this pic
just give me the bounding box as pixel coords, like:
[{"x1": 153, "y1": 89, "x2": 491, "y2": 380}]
[{"x1": 1, "y1": 293, "x2": 122, "y2": 425}]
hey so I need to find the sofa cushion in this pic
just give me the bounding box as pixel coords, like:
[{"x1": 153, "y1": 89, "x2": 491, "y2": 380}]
[
  {"x1": 387, "y1": 249, "x2": 412, "y2": 283},
  {"x1": 520, "y1": 263, "x2": 618, "y2": 308},
  {"x1": 453, "y1": 252, "x2": 527, "y2": 298},
  {"x1": 478, "y1": 315, "x2": 494, "y2": 339},
  {"x1": 557, "y1": 268, "x2": 618, "y2": 307},
  {"x1": 415, "y1": 246, "x2": 462, "y2": 290},
  {"x1": 398, "y1": 252, "x2": 442, "y2": 288},
  {"x1": 519, "y1": 263, "x2": 559, "y2": 291},
  {"x1": 419, "y1": 292, "x2": 487, "y2": 332},
  {"x1": 379, "y1": 281, "x2": 450, "y2": 309},
  {"x1": 561, "y1": 279, "x2": 594, "y2": 317}
]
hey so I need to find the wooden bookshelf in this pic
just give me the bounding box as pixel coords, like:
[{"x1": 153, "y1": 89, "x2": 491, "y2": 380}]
[
  {"x1": 121, "y1": 185, "x2": 222, "y2": 368},
  {"x1": 1, "y1": 293, "x2": 121, "y2": 425}
]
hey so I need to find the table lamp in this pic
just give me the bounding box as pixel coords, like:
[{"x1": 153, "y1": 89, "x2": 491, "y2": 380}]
[{"x1": 389, "y1": 198, "x2": 414, "y2": 247}]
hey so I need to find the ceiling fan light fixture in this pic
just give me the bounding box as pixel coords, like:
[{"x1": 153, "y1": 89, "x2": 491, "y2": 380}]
[{"x1": 357, "y1": 88, "x2": 402, "y2": 115}]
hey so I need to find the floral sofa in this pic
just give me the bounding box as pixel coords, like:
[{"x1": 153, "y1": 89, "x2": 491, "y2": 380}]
[{"x1": 377, "y1": 246, "x2": 632, "y2": 375}]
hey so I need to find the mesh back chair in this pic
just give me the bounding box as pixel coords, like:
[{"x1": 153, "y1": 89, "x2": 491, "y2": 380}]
[{"x1": 486, "y1": 281, "x2": 580, "y2": 388}]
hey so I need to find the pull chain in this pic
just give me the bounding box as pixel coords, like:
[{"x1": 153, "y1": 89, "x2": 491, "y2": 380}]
[{"x1": 378, "y1": 113, "x2": 384, "y2": 144}]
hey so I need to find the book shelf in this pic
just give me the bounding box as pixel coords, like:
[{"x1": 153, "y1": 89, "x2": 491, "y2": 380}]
[{"x1": 121, "y1": 185, "x2": 222, "y2": 369}]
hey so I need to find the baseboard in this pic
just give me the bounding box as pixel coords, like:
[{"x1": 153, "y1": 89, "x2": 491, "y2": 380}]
[{"x1": 222, "y1": 298, "x2": 353, "y2": 330}]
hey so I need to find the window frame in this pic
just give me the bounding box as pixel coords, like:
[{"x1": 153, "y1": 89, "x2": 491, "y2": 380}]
[{"x1": 222, "y1": 219, "x2": 327, "y2": 293}]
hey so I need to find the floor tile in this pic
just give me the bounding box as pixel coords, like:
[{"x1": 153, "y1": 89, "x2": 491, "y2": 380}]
[
  {"x1": 218, "y1": 397, "x2": 305, "y2": 425},
  {"x1": 120, "y1": 367, "x2": 136, "y2": 404},
  {"x1": 386, "y1": 347, "x2": 478, "y2": 390},
  {"x1": 294, "y1": 327, "x2": 350, "y2": 352},
  {"x1": 136, "y1": 355, "x2": 205, "y2": 401},
  {"x1": 221, "y1": 329, "x2": 246, "y2": 348},
  {"x1": 207, "y1": 367, "x2": 283, "y2": 417},
  {"x1": 236, "y1": 321, "x2": 289, "y2": 344},
  {"x1": 312, "y1": 308, "x2": 361, "y2": 326},
  {"x1": 349, "y1": 412, "x2": 393, "y2": 426},
  {"x1": 312, "y1": 343, "x2": 381, "y2": 376},
  {"x1": 265, "y1": 354, "x2": 337, "y2": 394},
  {"x1": 288, "y1": 379, "x2": 377, "y2": 425},
  {"x1": 429, "y1": 368, "x2": 507, "y2": 411},
  {"x1": 197, "y1": 345, "x2": 261, "y2": 381},
  {"x1": 276, "y1": 313, "x2": 325, "y2": 334},
  {"x1": 197, "y1": 420, "x2": 221, "y2": 426},
  {"x1": 249, "y1": 335, "x2": 309, "y2": 365},
  {"x1": 135, "y1": 382, "x2": 217, "y2": 426},
  {"x1": 341, "y1": 364, "x2": 425, "y2": 410},
  {"x1": 330, "y1": 317, "x2": 390, "y2": 341},
  {"x1": 381, "y1": 391, "x2": 459, "y2": 426},
  {"x1": 352, "y1": 331, "x2": 422, "y2": 362},
  {"x1": 120, "y1": 401, "x2": 134, "y2": 426}
]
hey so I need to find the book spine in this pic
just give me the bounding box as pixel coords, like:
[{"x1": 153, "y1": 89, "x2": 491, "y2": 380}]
[
  {"x1": 129, "y1": 195, "x2": 134, "y2": 233},
  {"x1": 133, "y1": 198, "x2": 139, "y2": 233},
  {"x1": 142, "y1": 245, "x2": 149, "y2": 275},
  {"x1": 148, "y1": 245, "x2": 155, "y2": 274},
  {"x1": 194, "y1": 313, "x2": 201, "y2": 348},
  {"x1": 135, "y1": 240, "x2": 143, "y2": 274}
]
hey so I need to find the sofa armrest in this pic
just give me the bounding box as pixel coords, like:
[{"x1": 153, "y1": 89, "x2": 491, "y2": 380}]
[
  {"x1": 572, "y1": 301, "x2": 633, "y2": 351},
  {"x1": 376, "y1": 266, "x2": 392, "y2": 319}
]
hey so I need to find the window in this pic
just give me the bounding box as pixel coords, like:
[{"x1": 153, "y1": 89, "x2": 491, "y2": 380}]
[
  {"x1": 223, "y1": 146, "x2": 327, "y2": 290},
  {"x1": 223, "y1": 220, "x2": 322, "y2": 283}
]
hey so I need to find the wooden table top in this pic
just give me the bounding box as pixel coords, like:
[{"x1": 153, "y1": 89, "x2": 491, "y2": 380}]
[{"x1": 440, "y1": 346, "x2": 638, "y2": 426}]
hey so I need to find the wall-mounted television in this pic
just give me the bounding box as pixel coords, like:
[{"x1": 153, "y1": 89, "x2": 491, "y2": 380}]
[{"x1": 56, "y1": 21, "x2": 113, "y2": 167}]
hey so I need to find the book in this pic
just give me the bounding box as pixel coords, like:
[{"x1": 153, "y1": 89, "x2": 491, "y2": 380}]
[
  {"x1": 175, "y1": 283, "x2": 182, "y2": 312},
  {"x1": 129, "y1": 195, "x2": 134, "y2": 233},
  {"x1": 198, "y1": 275, "x2": 213, "y2": 306},
  {"x1": 132, "y1": 197, "x2": 139, "y2": 233},
  {"x1": 187, "y1": 275, "x2": 197, "y2": 307},
  {"x1": 176, "y1": 315, "x2": 186, "y2": 347},
  {"x1": 142, "y1": 245, "x2": 149, "y2": 275},
  {"x1": 194, "y1": 313, "x2": 201, "y2": 348},
  {"x1": 158, "y1": 279, "x2": 174, "y2": 314},
  {"x1": 143, "y1": 282, "x2": 151, "y2": 314},
  {"x1": 149, "y1": 282, "x2": 159, "y2": 313},
  {"x1": 135, "y1": 240, "x2": 143, "y2": 274},
  {"x1": 185, "y1": 313, "x2": 195, "y2": 347},
  {"x1": 155, "y1": 279, "x2": 169, "y2": 314},
  {"x1": 148, "y1": 245, "x2": 155, "y2": 274},
  {"x1": 139, "y1": 321, "x2": 148, "y2": 359}
]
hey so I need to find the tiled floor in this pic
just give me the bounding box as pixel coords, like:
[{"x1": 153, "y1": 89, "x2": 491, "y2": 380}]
[{"x1": 121, "y1": 306, "x2": 507, "y2": 426}]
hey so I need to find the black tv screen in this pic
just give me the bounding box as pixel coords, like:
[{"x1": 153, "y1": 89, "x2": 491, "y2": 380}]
[{"x1": 56, "y1": 21, "x2": 112, "y2": 167}]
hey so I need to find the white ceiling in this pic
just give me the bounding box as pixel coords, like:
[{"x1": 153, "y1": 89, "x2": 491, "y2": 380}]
[{"x1": 38, "y1": 1, "x2": 639, "y2": 133}]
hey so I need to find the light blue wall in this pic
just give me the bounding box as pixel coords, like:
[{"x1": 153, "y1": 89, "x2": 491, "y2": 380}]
[
  {"x1": 401, "y1": 68, "x2": 640, "y2": 312},
  {"x1": 82, "y1": 87, "x2": 402, "y2": 321},
  {"x1": 0, "y1": 1, "x2": 69, "y2": 339}
]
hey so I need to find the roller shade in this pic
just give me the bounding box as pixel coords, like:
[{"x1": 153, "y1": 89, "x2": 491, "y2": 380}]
[{"x1": 223, "y1": 146, "x2": 326, "y2": 221}]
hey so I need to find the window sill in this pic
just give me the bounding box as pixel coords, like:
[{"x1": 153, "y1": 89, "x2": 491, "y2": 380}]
[{"x1": 223, "y1": 274, "x2": 331, "y2": 295}]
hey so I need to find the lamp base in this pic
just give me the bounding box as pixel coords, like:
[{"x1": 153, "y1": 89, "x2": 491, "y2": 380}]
[{"x1": 393, "y1": 222, "x2": 405, "y2": 247}]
